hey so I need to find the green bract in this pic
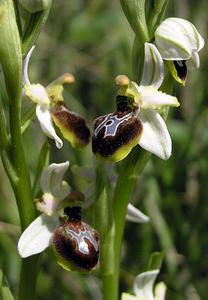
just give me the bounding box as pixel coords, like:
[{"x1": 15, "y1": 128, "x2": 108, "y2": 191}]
[{"x1": 19, "y1": 0, "x2": 50, "y2": 13}]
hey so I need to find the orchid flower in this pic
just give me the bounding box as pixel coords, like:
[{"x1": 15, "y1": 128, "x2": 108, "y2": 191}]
[
  {"x1": 18, "y1": 161, "x2": 71, "y2": 258},
  {"x1": 18, "y1": 161, "x2": 99, "y2": 271},
  {"x1": 92, "y1": 43, "x2": 179, "y2": 162},
  {"x1": 121, "y1": 269, "x2": 167, "y2": 300},
  {"x1": 23, "y1": 46, "x2": 90, "y2": 149},
  {"x1": 155, "y1": 17, "x2": 204, "y2": 85}
]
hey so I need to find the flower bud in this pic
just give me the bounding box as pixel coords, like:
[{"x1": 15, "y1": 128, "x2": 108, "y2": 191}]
[
  {"x1": 92, "y1": 95, "x2": 143, "y2": 162},
  {"x1": 155, "y1": 17, "x2": 204, "y2": 60},
  {"x1": 53, "y1": 206, "x2": 99, "y2": 272},
  {"x1": 52, "y1": 104, "x2": 91, "y2": 148},
  {"x1": 19, "y1": 0, "x2": 50, "y2": 13}
]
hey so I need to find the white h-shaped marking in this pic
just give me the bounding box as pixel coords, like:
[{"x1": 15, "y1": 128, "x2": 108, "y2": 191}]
[{"x1": 94, "y1": 112, "x2": 133, "y2": 138}]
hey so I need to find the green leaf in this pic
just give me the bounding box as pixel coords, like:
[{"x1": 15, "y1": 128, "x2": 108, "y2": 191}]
[
  {"x1": 147, "y1": 252, "x2": 164, "y2": 271},
  {"x1": 0, "y1": 270, "x2": 15, "y2": 300}
]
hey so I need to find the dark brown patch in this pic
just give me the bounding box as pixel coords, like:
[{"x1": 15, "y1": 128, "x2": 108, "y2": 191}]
[
  {"x1": 52, "y1": 104, "x2": 90, "y2": 145},
  {"x1": 53, "y1": 220, "x2": 99, "y2": 271},
  {"x1": 92, "y1": 110, "x2": 143, "y2": 158},
  {"x1": 174, "y1": 60, "x2": 187, "y2": 81},
  {"x1": 116, "y1": 95, "x2": 136, "y2": 112}
]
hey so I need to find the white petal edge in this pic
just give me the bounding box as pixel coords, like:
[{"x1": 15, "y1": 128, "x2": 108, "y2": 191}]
[
  {"x1": 121, "y1": 293, "x2": 137, "y2": 300},
  {"x1": 18, "y1": 214, "x2": 59, "y2": 258},
  {"x1": 140, "y1": 43, "x2": 164, "y2": 89},
  {"x1": 186, "y1": 52, "x2": 200, "y2": 70},
  {"x1": 36, "y1": 104, "x2": 63, "y2": 149},
  {"x1": 23, "y1": 45, "x2": 35, "y2": 85},
  {"x1": 138, "y1": 110, "x2": 172, "y2": 160},
  {"x1": 168, "y1": 18, "x2": 204, "y2": 52},
  {"x1": 126, "y1": 203, "x2": 149, "y2": 223},
  {"x1": 41, "y1": 161, "x2": 70, "y2": 199},
  {"x1": 139, "y1": 86, "x2": 179, "y2": 109},
  {"x1": 133, "y1": 270, "x2": 160, "y2": 300},
  {"x1": 155, "y1": 282, "x2": 167, "y2": 300}
]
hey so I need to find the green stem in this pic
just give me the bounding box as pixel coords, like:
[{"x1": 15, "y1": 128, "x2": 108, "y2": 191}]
[
  {"x1": 102, "y1": 149, "x2": 150, "y2": 300},
  {"x1": 18, "y1": 256, "x2": 40, "y2": 300}
]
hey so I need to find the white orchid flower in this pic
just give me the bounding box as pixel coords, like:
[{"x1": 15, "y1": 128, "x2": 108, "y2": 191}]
[
  {"x1": 23, "y1": 47, "x2": 90, "y2": 149},
  {"x1": 23, "y1": 46, "x2": 63, "y2": 149},
  {"x1": 18, "y1": 161, "x2": 71, "y2": 258},
  {"x1": 121, "y1": 270, "x2": 167, "y2": 300},
  {"x1": 115, "y1": 43, "x2": 179, "y2": 160},
  {"x1": 155, "y1": 17, "x2": 204, "y2": 84}
]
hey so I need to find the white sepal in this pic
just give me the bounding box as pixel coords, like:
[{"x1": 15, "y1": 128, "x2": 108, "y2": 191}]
[
  {"x1": 126, "y1": 203, "x2": 149, "y2": 223},
  {"x1": 36, "y1": 104, "x2": 63, "y2": 149},
  {"x1": 140, "y1": 43, "x2": 164, "y2": 89},
  {"x1": 139, "y1": 86, "x2": 179, "y2": 110},
  {"x1": 155, "y1": 17, "x2": 204, "y2": 60},
  {"x1": 133, "y1": 270, "x2": 160, "y2": 300},
  {"x1": 18, "y1": 214, "x2": 58, "y2": 258},
  {"x1": 23, "y1": 45, "x2": 35, "y2": 85},
  {"x1": 138, "y1": 110, "x2": 172, "y2": 160},
  {"x1": 155, "y1": 282, "x2": 167, "y2": 300},
  {"x1": 41, "y1": 161, "x2": 70, "y2": 199}
]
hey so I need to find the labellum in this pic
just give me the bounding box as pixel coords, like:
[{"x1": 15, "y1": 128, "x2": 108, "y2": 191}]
[
  {"x1": 173, "y1": 60, "x2": 187, "y2": 82},
  {"x1": 53, "y1": 206, "x2": 99, "y2": 272},
  {"x1": 92, "y1": 95, "x2": 143, "y2": 162},
  {"x1": 52, "y1": 104, "x2": 91, "y2": 148}
]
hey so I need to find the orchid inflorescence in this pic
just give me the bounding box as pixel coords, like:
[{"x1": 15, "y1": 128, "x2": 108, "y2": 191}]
[{"x1": 18, "y1": 15, "x2": 204, "y2": 277}]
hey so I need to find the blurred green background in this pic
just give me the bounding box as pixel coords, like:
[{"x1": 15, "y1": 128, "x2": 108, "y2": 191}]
[{"x1": 0, "y1": 0, "x2": 207, "y2": 299}]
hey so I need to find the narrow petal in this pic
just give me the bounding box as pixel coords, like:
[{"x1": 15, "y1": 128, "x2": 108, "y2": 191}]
[
  {"x1": 126, "y1": 203, "x2": 149, "y2": 223},
  {"x1": 140, "y1": 43, "x2": 164, "y2": 89},
  {"x1": 139, "y1": 86, "x2": 179, "y2": 109},
  {"x1": 36, "y1": 104, "x2": 63, "y2": 149},
  {"x1": 18, "y1": 214, "x2": 58, "y2": 258},
  {"x1": 138, "y1": 110, "x2": 172, "y2": 160},
  {"x1": 133, "y1": 270, "x2": 160, "y2": 300},
  {"x1": 186, "y1": 52, "x2": 200, "y2": 70},
  {"x1": 23, "y1": 45, "x2": 35, "y2": 85},
  {"x1": 41, "y1": 161, "x2": 70, "y2": 199}
]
